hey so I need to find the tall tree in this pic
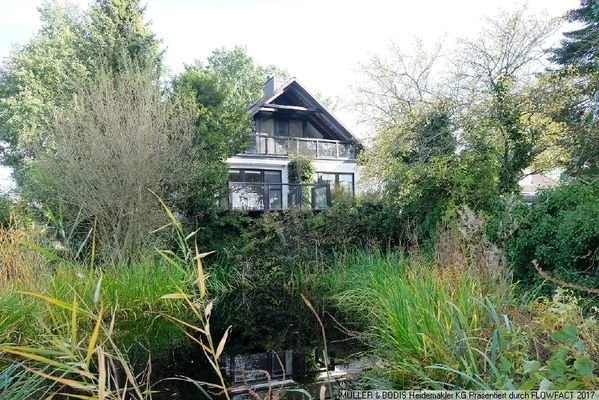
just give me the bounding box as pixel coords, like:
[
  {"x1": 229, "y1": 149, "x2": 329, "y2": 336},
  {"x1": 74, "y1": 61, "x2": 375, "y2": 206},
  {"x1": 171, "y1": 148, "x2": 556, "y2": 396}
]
[
  {"x1": 207, "y1": 45, "x2": 288, "y2": 110},
  {"x1": 0, "y1": 3, "x2": 88, "y2": 172},
  {"x1": 170, "y1": 47, "x2": 286, "y2": 222},
  {"x1": 546, "y1": 0, "x2": 599, "y2": 175},
  {"x1": 456, "y1": 7, "x2": 558, "y2": 192},
  {"x1": 551, "y1": 0, "x2": 599, "y2": 71},
  {"x1": 355, "y1": 40, "x2": 444, "y2": 132},
  {"x1": 357, "y1": 41, "x2": 497, "y2": 242},
  {"x1": 0, "y1": 0, "x2": 162, "y2": 185},
  {"x1": 85, "y1": 0, "x2": 162, "y2": 73}
]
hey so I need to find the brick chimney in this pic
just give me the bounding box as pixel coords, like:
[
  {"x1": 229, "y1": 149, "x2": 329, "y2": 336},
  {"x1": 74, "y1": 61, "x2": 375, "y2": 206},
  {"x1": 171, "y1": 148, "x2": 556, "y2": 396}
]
[{"x1": 263, "y1": 76, "x2": 285, "y2": 97}]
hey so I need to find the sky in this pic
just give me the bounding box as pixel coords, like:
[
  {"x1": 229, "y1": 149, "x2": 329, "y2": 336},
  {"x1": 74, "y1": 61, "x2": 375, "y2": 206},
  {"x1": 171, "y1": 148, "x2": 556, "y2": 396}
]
[{"x1": 0, "y1": 0, "x2": 582, "y2": 191}]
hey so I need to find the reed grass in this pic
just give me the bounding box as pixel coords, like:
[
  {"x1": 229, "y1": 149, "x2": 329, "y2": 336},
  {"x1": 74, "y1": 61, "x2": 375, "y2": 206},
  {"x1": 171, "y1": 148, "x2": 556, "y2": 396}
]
[
  {"x1": 0, "y1": 283, "x2": 153, "y2": 399},
  {"x1": 326, "y1": 251, "x2": 513, "y2": 387},
  {"x1": 0, "y1": 225, "x2": 47, "y2": 287},
  {"x1": 0, "y1": 362, "x2": 48, "y2": 399}
]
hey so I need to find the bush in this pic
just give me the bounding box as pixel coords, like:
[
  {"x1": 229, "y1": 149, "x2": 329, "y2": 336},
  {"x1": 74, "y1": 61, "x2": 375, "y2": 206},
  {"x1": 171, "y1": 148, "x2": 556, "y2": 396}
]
[
  {"x1": 492, "y1": 289, "x2": 599, "y2": 390},
  {"x1": 34, "y1": 66, "x2": 196, "y2": 263},
  {"x1": 200, "y1": 196, "x2": 406, "y2": 290},
  {"x1": 508, "y1": 179, "x2": 599, "y2": 291}
]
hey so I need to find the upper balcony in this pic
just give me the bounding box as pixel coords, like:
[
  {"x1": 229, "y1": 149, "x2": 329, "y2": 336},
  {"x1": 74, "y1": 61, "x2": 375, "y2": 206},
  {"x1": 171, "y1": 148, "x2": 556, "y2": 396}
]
[{"x1": 243, "y1": 133, "x2": 358, "y2": 160}]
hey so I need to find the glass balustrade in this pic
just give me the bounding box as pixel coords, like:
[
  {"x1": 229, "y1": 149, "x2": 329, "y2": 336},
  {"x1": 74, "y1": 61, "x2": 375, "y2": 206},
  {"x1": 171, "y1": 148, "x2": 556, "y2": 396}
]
[
  {"x1": 228, "y1": 182, "x2": 331, "y2": 211},
  {"x1": 245, "y1": 134, "x2": 357, "y2": 159}
]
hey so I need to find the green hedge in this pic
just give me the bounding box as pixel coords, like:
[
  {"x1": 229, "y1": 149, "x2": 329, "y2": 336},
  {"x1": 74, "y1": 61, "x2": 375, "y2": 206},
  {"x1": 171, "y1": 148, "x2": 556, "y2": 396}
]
[{"x1": 508, "y1": 179, "x2": 599, "y2": 291}]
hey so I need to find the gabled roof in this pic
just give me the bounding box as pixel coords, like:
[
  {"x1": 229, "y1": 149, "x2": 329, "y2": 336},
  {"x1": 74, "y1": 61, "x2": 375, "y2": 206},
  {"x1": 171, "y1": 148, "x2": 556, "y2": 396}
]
[{"x1": 248, "y1": 78, "x2": 361, "y2": 145}]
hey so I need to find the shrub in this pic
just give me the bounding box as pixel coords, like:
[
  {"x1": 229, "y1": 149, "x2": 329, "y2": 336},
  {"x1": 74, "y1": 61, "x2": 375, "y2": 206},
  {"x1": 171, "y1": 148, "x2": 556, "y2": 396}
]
[
  {"x1": 492, "y1": 289, "x2": 598, "y2": 390},
  {"x1": 34, "y1": 66, "x2": 196, "y2": 263},
  {"x1": 288, "y1": 155, "x2": 314, "y2": 183},
  {"x1": 508, "y1": 179, "x2": 599, "y2": 291},
  {"x1": 202, "y1": 196, "x2": 406, "y2": 290}
]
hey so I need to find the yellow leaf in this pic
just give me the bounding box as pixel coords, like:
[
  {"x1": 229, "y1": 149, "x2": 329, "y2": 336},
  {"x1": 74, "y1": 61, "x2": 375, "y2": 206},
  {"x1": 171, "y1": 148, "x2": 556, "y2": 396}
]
[
  {"x1": 2, "y1": 348, "x2": 92, "y2": 379},
  {"x1": 160, "y1": 293, "x2": 187, "y2": 299},
  {"x1": 215, "y1": 326, "x2": 231, "y2": 360},
  {"x1": 195, "y1": 241, "x2": 206, "y2": 299},
  {"x1": 23, "y1": 366, "x2": 95, "y2": 391},
  {"x1": 17, "y1": 292, "x2": 90, "y2": 317},
  {"x1": 86, "y1": 306, "x2": 104, "y2": 368}
]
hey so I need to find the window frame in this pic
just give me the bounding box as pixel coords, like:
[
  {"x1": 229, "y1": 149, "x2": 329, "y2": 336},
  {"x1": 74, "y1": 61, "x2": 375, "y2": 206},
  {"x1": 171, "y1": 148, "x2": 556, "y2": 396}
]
[
  {"x1": 316, "y1": 172, "x2": 355, "y2": 195},
  {"x1": 229, "y1": 169, "x2": 282, "y2": 183}
]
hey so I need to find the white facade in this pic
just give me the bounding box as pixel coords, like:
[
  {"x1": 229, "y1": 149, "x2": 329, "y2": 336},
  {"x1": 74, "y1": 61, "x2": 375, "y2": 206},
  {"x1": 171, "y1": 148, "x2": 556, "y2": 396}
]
[{"x1": 226, "y1": 156, "x2": 363, "y2": 193}]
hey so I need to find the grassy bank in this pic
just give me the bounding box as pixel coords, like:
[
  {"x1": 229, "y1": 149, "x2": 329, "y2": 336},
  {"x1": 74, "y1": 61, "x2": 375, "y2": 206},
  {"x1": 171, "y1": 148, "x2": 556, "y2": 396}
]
[
  {"x1": 323, "y1": 251, "x2": 599, "y2": 389},
  {"x1": 1, "y1": 259, "x2": 196, "y2": 359}
]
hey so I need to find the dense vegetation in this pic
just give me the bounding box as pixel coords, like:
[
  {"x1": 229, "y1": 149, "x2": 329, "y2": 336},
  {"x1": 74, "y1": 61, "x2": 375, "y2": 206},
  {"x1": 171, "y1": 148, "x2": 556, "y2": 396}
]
[{"x1": 0, "y1": 0, "x2": 598, "y2": 398}]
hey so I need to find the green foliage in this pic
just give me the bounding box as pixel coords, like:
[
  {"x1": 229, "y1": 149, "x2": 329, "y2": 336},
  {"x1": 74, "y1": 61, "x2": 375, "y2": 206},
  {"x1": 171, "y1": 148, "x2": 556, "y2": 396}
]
[
  {"x1": 288, "y1": 155, "x2": 315, "y2": 183},
  {"x1": 171, "y1": 47, "x2": 286, "y2": 222},
  {"x1": 325, "y1": 249, "x2": 598, "y2": 389},
  {"x1": 86, "y1": 0, "x2": 162, "y2": 73},
  {"x1": 202, "y1": 197, "x2": 404, "y2": 292},
  {"x1": 171, "y1": 67, "x2": 251, "y2": 221},
  {"x1": 544, "y1": 0, "x2": 599, "y2": 175},
  {"x1": 551, "y1": 0, "x2": 599, "y2": 72},
  {"x1": 1, "y1": 287, "x2": 153, "y2": 398},
  {"x1": 0, "y1": 234, "x2": 199, "y2": 361},
  {"x1": 492, "y1": 290, "x2": 599, "y2": 390},
  {"x1": 361, "y1": 101, "x2": 497, "y2": 244},
  {"x1": 0, "y1": 0, "x2": 162, "y2": 177},
  {"x1": 206, "y1": 45, "x2": 288, "y2": 110},
  {"x1": 325, "y1": 251, "x2": 509, "y2": 388},
  {"x1": 0, "y1": 3, "x2": 89, "y2": 168},
  {"x1": 0, "y1": 195, "x2": 12, "y2": 229},
  {"x1": 508, "y1": 179, "x2": 599, "y2": 290},
  {"x1": 0, "y1": 363, "x2": 48, "y2": 400},
  {"x1": 491, "y1": 75, "x2": 537, "y2": 193}
]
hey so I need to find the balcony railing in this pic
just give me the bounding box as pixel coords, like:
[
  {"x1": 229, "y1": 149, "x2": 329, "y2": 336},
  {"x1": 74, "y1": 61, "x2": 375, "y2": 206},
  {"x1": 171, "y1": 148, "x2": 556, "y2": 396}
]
[
  {"x1": 228, "y1": 182, "x2": 331, "y2": 211},
  {"x1": 244, "y1": 133, "x2": 357, "y2": 160}
]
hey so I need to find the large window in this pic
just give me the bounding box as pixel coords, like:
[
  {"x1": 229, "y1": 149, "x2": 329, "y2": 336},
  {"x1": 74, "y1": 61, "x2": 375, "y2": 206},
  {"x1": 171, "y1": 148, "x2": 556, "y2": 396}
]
[
  {"x1": 317, "y1": 172, "x2": 354, "y2": 196},
  {"x1": 229, "y1": 169, "x2": 282, "y2": 210},
  {"x1": 255, "y1": 117, "x2": 325, "y2": 140}
]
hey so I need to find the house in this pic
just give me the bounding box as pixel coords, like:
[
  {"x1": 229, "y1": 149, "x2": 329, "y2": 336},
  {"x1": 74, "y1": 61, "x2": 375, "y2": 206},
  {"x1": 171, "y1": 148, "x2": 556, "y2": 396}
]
[
  {"x1": 519, "y1": 172, "x2": 558, "y2": 203},
  {"x1": 226, "y1": 76, "x2": 363, "y2": 211}
]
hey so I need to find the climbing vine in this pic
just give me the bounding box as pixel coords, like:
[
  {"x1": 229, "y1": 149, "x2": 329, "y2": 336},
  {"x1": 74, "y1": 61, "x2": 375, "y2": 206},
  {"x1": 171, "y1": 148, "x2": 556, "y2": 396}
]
[{"x1": 288, "y1": 155, "x2": 314, "y2": 183}]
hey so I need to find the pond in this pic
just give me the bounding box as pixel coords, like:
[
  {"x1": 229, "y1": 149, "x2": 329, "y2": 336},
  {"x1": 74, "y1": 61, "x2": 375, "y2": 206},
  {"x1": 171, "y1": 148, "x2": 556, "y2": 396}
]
[{"x1": 151, "y1": 288, "x2": 369, "y2": 399}]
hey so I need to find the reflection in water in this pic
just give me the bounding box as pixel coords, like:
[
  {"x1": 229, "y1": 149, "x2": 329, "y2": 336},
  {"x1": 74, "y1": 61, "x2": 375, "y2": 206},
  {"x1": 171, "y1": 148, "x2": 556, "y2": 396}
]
[{"x1": 151, "y1": 289, "x2": 367, "y2": 399}]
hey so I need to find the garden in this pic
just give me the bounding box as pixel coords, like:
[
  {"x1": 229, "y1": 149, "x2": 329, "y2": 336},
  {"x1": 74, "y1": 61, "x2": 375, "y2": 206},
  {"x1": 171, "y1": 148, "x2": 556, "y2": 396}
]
[{"x1": 0, "y1": 0, "x2": 598, "y2": 398}]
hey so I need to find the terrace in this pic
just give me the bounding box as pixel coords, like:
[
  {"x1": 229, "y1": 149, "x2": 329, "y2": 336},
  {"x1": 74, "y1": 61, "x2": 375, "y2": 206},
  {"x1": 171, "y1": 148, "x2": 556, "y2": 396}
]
[{"x1": 228, "y1": 182, "x2": 331, "y2": 211}]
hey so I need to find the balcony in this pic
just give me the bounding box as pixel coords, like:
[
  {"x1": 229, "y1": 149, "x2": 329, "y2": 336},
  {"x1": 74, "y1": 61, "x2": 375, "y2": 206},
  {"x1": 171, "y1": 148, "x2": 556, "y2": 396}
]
[
  {"x1": 244, "y1": 133, "x2": 357, "y2": 160},
  {"x1": 228, "y1": 182, "x2": 331, "y2": 211}
]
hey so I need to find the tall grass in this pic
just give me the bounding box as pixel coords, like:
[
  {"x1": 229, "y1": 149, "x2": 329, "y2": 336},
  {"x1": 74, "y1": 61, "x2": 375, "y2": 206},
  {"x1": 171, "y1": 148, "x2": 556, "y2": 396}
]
[
  {"x1": 0, "y1": 257, "x2": 197, "y2": 361},
  {"x1": 0, "y1": 284, "x2": 153, "y2": 399},
  {"x1": 0, "y1": 195, "x2": 237, "y2": 398},
  {"x1": 0, "y1": 363, "x2": 48, "y2": 399},
  {"x1": 326, "y1": 251, "x2": 512, "y2": 388},
  {"x1": 0, "y1": 225, "x2": 46, "y2": 287}
]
